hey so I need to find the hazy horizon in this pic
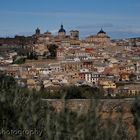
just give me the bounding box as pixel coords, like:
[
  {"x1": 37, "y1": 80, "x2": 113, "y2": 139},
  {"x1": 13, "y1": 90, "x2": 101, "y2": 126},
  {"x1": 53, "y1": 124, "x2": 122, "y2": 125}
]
[{"x1": 0, "y1": 0, "x2": 140, "y2": 39}]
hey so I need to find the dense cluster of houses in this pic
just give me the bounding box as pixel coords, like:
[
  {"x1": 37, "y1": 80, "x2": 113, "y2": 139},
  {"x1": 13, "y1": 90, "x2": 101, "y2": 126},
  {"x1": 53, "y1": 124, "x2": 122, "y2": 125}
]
[{"x1": 0, "y1": 25, "x2": 140, "y2": 97}]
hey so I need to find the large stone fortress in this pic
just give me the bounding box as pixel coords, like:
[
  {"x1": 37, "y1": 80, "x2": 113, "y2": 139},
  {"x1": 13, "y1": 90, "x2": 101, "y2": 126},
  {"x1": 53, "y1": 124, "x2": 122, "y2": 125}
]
[
  {"x1": 32, "y1": 25, "x2": 111, "y2": 57},
  {"x1": 35, "y1": 25, "x2": 79, "y2": 39},
  {"x1": 85, "y1": 28, "x2": 110, "y2": 45},
  {"x1": 34, "y1": 24, "x2": 110, "y2": 47}
]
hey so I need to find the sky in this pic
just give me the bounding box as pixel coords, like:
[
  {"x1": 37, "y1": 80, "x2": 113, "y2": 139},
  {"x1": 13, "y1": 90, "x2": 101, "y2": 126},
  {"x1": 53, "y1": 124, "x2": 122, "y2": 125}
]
[{"x1": 0, "y1": 0, "x2": 140, "y2": 39}]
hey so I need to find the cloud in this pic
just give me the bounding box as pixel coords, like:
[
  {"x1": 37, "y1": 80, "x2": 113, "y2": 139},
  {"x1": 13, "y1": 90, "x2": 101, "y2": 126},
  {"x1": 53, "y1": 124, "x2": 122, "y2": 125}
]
[
  {"x1": 106, "y1": 25, "x2": 140, "y2": 34},
  {"x1": 1, "y1": 11, "x2": 139, "y2": 21},
  {"x1": 50, "y1": 29, "x2": 58, "y2": 34},
  {"x1": 118, "y1": 28, "x2": 140, "y2": 34},
  {"x1": 76, "y1": 23, "x2": 114, "y2": 29},
  {"x1": 17, "y1": 31, "x2": 34, "y2": 36},
  {"x1": 0, "y1": 11, "x2": 86, "y2": 17},
  {"x1": 76, "y1": 23, "x2": 140, "y2": 39}
]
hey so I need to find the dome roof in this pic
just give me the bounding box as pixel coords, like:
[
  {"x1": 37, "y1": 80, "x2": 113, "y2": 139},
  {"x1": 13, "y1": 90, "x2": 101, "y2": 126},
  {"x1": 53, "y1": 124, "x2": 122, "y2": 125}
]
[
  {"x1": 58, "y1": 25, "x2": 66, "y2": 33},
  {"x1": 35, "y1": 27, "x2": 40, "y2": 35},
  {"x1": 98, "y1": 28, "x2": 106, "y2": 34},
  {"x1": 36, "y1": 27, "x2": 40, "y2": 32}
]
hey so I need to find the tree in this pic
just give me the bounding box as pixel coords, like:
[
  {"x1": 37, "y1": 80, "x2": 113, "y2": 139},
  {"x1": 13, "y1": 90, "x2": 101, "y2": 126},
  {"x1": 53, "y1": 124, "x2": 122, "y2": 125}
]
[
  {"x1": 47, "y1": 44, "x2": 58, "y2": 59},
  {"x1": 131, "y1": 97, "x2": 140, "y2": 140},
  {"x1": 59, "y1": 86, "x2": 83, "y2": 99},
  {"x1": 129, "y1": 73, "x2": 136, "y2": 81},
  {"x1": 0, "y1": 74, "x2": 16, "y2": 89},
  {"x1": 27, "y1": 51, "x2": 38, "y2": 60},
  {"x1": 13, "y1": 57, "x2": 25, "y2": 64}
]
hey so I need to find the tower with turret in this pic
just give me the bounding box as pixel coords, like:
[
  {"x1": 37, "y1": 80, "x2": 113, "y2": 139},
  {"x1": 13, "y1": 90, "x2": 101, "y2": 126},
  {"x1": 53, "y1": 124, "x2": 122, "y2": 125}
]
[
  {"x1": 35, "y1": 28, "x2": 40, "y2": 38},
  {"x1": 70, "y1": 30, "x2": 79, "y2": 40},
  {"x1": 58, "y1": 24, "x2": 66, "y2": 38}
]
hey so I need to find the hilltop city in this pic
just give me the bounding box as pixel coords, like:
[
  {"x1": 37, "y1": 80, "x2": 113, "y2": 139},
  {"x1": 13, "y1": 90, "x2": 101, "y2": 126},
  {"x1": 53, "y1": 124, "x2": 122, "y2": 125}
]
[{"x1": 0, "y1": 24, "x2": 140, "y2": 97}]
